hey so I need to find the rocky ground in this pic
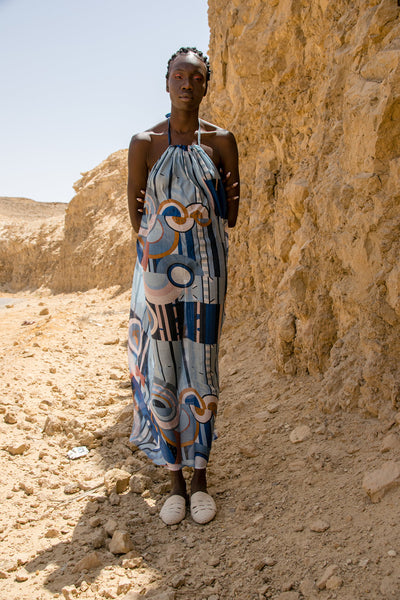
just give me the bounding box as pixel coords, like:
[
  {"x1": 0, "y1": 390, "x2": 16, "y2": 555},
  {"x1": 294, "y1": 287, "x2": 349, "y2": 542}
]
[{"x1": 1, "y1": 288, "x2": 400, "y2": 600}]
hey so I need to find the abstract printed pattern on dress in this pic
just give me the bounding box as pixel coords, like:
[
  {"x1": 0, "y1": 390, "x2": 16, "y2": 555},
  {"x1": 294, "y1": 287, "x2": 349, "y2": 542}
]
[{"x1": 128, "y1": 131, "x2": 228, "y2": 469}]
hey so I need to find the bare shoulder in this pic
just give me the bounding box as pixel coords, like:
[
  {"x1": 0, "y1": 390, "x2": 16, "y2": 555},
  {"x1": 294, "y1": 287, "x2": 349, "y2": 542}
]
[
  {"x1": 200, "y1": 119, "x2": 234, "y2": 136},
  {"x1": 200, "y1": 119, "x2": 237, "y2": 147},
  {"x1": 128, "y1": 133, "x2": 150, "y2": 166},
  {"x1": 216, "y1": 128, "x2": 237, "y2": 152},
  {"x1": 129, "y1": 119, "x2": 168, "y2": 147}
]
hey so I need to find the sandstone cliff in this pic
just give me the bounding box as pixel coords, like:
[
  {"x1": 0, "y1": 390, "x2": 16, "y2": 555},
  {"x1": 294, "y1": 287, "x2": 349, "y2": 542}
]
[
  {"x1": 51, "y1": 150, "x2": 132, "y2": 293},
  {"x1": 206, "y1": 0, "x2": 400, "y2": 416}
]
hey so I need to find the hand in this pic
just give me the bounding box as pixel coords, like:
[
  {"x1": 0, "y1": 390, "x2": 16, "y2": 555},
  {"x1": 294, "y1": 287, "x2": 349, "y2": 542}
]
[
  {"x1": 220, "y1": 170, "x2": 239, "y2": 202},
  {"x1": 137, "y1": 189, "x2": 146, "y2": 213}
]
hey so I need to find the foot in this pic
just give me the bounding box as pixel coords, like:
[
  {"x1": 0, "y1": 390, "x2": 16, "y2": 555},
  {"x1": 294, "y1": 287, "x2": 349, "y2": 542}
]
[
  {"x1": 190, "y1": 491, "x2": 217, "y2": 524},
  {"x1": 160, "y1": 495, "x2": 187, "y2": 525}
]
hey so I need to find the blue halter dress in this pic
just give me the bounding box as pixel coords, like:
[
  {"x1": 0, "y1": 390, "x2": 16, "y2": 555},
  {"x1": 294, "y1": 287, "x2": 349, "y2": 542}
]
[{"x1": 128, "y1": 119, "x2": 228, "y2": 470}]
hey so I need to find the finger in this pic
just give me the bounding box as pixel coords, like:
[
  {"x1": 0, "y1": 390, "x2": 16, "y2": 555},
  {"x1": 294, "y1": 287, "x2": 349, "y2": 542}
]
[
  {"x1": 224, "y1": 182, "x2": 239, "y2": 192},
  {"x1": 220, "y1": 171, "x2": 231, "y2": 183},
  {"x1": 136, "y1": 197, "x2": 145, "y2": 203},
  {"x1": 140, "y1": 189, "x2": 146, "y2": 195}
]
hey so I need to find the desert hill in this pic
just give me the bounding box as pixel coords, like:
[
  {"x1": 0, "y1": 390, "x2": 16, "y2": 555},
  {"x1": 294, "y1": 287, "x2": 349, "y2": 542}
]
[
  {"x1": 0, "y1": 197, "x2": 66, "y2": 290},
  {"x1": 0, "y1": 197, "x2": 66, "y2": 222},
  {"x1": 0, "y1": 151, "x2": 133, "y2": 293}
]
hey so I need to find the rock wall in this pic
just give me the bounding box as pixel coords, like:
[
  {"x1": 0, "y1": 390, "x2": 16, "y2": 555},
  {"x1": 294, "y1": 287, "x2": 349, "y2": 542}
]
[{"x1": 206, "y1": 0, "x2": 400, "y2": 415}]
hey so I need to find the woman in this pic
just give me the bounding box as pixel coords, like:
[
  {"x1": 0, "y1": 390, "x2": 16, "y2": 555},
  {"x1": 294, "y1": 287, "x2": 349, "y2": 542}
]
[{"x1": 127, "y1": 47, "x2": 239, "y2": 525}]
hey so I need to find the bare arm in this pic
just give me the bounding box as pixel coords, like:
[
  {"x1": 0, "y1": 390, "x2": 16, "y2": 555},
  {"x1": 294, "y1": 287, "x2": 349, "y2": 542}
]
[
  {"x1": 127, "y1": 133, "x2": 150, "y2": 233},
  {"x1": 217, "y1": 131, "x2": 240, "y2": 228}
]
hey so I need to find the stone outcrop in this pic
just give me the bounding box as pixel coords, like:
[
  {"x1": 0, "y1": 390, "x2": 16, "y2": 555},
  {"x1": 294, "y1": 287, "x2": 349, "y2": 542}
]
[{"x1": 205, "y1": 0, "x2": 400, "y2": 415}]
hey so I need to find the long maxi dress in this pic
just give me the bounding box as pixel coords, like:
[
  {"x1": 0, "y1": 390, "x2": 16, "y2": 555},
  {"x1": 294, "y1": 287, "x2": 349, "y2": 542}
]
[{"x1": 128, "y1": 119, "x2": 228, "y2": 470}]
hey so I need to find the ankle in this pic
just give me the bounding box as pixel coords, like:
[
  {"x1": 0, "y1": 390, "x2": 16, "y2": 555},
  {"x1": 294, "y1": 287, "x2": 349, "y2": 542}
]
[
  {"x1": 169, "y1": 470, "x2": 187, "y2": 498},
  {"x1": 191, "y1": 468, "x2": 207, "y2": 494}
]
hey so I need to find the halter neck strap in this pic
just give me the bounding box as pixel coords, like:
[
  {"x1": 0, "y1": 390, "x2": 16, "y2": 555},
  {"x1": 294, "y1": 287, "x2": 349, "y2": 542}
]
[
  {"x1": 167, "y1": 117, "x2": 201, "y2": 146},
  {"x1": 167, "y1": 117, "x2": 172, "y2": 145}
]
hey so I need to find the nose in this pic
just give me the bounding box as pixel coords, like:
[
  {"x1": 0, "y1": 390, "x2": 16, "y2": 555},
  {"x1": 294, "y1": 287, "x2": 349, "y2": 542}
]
[{"x1": 181, "y1": 77, "x2": 192, "y2": 90}]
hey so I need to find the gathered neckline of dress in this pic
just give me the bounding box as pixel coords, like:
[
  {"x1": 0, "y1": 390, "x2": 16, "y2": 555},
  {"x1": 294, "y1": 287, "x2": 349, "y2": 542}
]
[{"x1": 148, "y1": 118, "x2": 213, "y2": 180}]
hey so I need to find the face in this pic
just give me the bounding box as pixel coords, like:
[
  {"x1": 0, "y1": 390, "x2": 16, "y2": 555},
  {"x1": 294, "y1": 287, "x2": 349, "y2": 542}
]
[{"x1": 166, "y1": 52, "x2": 208, "y2": 110}]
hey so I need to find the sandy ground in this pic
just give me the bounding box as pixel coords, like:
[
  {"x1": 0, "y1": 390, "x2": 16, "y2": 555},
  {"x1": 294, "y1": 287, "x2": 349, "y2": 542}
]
[{"x1": 1, "y1": 288, "x2": 400, "y2": 600}]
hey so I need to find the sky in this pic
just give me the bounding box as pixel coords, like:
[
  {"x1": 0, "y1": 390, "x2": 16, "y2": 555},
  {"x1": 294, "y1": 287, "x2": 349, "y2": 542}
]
[{"x1": 0, "y1": 0, "x2": 210, "y2": 204}]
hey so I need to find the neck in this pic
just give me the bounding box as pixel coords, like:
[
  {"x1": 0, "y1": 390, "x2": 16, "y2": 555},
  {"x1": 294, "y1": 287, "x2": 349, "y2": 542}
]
[{"x1": 169, "y1": 108, "x2": 199, "y2": 133}]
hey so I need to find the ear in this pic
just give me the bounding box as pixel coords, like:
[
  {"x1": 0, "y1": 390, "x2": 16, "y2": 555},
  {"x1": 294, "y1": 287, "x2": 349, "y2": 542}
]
[
  {"x1": 166, "y1": 79, "x2": 170, "y2": 93},
  {"x1": 203, "y1": 81, "x2": 208, "y2": 96}
]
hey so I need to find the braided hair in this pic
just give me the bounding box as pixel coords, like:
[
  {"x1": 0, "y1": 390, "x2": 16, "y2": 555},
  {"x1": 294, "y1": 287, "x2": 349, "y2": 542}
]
[{"x1": 166, "y1": 47, "x2": 211, "y2": 82}]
